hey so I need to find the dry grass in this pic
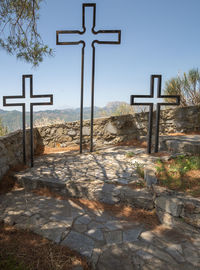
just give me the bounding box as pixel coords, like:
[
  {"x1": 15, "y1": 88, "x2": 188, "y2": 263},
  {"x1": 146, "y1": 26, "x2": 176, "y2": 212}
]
[
  {"x1": 156, "y1": 155, "x2": 200, "y2": 197},
  {"x1": 77, "y1": 199, "x2": 160, "y2": 229},
  {"x1": 151, "y1": 225, "x2": 192, "y2": 242},
  {"x1": 33, "y1": 188, "x2": 160, "y2": 230},
  {"x1": 0, "y1": 222, "x2": 90, "y2": 270}
]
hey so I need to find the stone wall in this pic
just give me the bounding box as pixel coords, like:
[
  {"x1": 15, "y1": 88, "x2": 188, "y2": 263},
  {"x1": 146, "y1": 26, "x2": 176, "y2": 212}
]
[
  {"x1": 153, "y1": 185, "x2": 200, "y2": 228},
  {"x1": 0, "y1": 105, "x2": 200, "y2": 180},
  {"x1": 35, "y1": 114, "x2": 139, "y2": 149},
  {"x1": 135, "y1": 104, "x2": 200, "y2": 135},
  {"x1": 0, "y1": 129, "x2": 38, "y2": 179}
]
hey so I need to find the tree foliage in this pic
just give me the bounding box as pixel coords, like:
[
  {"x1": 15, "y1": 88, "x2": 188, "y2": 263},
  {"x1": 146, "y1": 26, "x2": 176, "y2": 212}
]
[
  {"x1": 101, "y1": 102, "x2": 135, "y2": 117},
  {"x1": 164, "y1": 68, "x2": 200, "y2": 107},
  {"x1": 0, "y1": 0, "x2": 52, "y2": 66}
]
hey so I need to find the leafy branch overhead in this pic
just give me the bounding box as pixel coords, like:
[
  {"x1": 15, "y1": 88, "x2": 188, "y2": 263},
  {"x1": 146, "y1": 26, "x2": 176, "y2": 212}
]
[{"x1": 0, "y1": 0, "x2": 53, "y2": 66}]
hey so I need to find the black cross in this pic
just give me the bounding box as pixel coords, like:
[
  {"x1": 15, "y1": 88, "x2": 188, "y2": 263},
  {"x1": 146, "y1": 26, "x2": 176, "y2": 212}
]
[
  {"x1": 3, "y1": 75, "x2": 53, "y2": 167},
  {"x1": 130, "y1": 75, "x2": 180, "y2": 153},
  {"x1": 56, "y1": 3, "x2": 121, "y2": 153}
]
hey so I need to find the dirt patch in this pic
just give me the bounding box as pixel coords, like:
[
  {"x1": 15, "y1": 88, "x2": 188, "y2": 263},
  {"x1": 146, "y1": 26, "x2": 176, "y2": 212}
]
[
  {"x1": 116, "y1": 139, "x2": 147, "y2": 148},
  {"x1": 0, "y1": 164, "x2": 28, "y2": 195},
  {"x1": 150, "y1": 152, "x2": 170, "y2": 157},
  {"x1": 167, "y1": 131, "x2": 200, "y2": 136},
  {"x1": 36, "y1": 144, "x2": 89, "y2": 155},
  {"x1": 33, "y1": 187, "x2": 160, "y2": 230},
  {"x1": 77, "y1": 198, "x2": 160, "y2": 229},
  {"x1": 0, "y1": 222, "x2": 90, "y2": 270},
  {"x1": 152, "y1": 225, "x2": 191, "y2": 243}
]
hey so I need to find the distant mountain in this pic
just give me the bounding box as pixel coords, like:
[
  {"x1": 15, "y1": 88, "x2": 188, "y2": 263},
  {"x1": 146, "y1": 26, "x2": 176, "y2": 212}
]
[{"x1": 0, "y1": 102, "x2": 133, "y2": 132}]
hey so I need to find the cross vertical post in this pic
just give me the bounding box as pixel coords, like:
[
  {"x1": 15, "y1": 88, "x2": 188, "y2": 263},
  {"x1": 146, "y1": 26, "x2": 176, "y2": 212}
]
[
  {"x1": 3, "y1": 75, "x2": 53, "y2": 167},
  {"x1": 130, "y1": 75, "x2": 180, "y2": 153},
  {"x1": 130, "y1": 77, "x2": 155, "y2": 154},
  {"x1": 153, "y1": 75, "x2": 180, "y2": 153},
  {"x1": 56, "y1": 3, "x2": 121, "y2": 153}
]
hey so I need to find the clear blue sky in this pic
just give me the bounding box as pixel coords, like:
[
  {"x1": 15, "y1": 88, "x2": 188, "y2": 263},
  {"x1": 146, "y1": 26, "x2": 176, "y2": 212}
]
[{"x1": 0, "y1": 0, "x2": 200, "y2": 111}]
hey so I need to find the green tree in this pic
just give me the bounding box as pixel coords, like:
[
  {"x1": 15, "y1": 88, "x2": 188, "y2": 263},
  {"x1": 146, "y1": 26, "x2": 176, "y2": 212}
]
[
  {"x1": 0, "y1": 117, "x2": 7, "y2": 136},
  {"x1": 0, "y1": 0, "x2": 52, "y2": 66},
  {"x1": 164, "y1": 68, "x2": 200, "y2": 106}
]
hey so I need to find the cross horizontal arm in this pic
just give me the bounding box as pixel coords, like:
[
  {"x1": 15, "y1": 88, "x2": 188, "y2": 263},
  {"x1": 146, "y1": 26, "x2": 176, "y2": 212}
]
[
  {"x1": 92, "y1": 30, "x2": 121, "y2": 45},
  {"x1": 56, "y1": 30, "x2": 85, "y2": 46},
  {"x1": 130, "y1": 94, "x2": 154, "y2": 106},
  {"x1": 30, "y1": 94, "x2": 53, "y2": 106},
  {"x1": 3, "y1": 96, "x2": 25, "y2": 107},
  {"x1": 157, "y1": 95, "x2": 180, "y2": 106}
]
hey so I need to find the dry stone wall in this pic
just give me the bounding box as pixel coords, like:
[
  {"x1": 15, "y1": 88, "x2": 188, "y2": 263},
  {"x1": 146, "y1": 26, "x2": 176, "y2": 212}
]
[
  {"x1": 0, "y1": 129, "x2": 38, "y2": 179},
  {"x1": 0, "y1": 105, "x2": 200, "y2": 180}
]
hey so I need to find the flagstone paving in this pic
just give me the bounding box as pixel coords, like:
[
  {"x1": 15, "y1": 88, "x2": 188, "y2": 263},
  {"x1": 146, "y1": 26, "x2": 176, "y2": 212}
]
[
  {"x1": 2, "y1": 144, "x2": 200, "y2": 269},
  {"x1": 14, "y1": 146, "x2": 164, "y2": 209},
  {"x1": 0, "y1": 189, "x2": 200, "y2": 270}
]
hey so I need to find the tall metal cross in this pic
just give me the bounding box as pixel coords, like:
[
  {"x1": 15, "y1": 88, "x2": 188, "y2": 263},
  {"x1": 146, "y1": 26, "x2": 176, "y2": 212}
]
[
  {"x1": 3, "y1": 75, "x2": 53, "y2": 167},
  {"x1": 56, "y1": 3, "x2": 121, "y2": 153},
  {"x1": 130, "y1": 75, "x2": 180, "y2": 153}
]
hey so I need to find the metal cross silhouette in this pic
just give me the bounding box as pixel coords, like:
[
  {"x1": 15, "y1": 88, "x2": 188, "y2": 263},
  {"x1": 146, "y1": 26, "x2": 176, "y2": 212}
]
[
  {"x1": 56, "y1": 3, "x2": 121, "y2": 153},
  {"x1": 130, "y1": 75, "x2": 180, "y2": 154},
  {"x1": 3, "y1": 75, "x2": 53, "y2": 167}
]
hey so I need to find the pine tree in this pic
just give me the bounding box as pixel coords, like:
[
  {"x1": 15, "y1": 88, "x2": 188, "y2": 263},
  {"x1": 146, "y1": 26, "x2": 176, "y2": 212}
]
[{"x1": 0, "y1": 0, "x2": 52, "y2": 66}]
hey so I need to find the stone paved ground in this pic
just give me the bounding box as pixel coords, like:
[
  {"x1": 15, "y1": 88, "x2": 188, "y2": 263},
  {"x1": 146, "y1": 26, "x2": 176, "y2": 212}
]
[
  {"x1": 1, "y1": 143, "x2": 200, "y2": 269},
  {"x1": 14, "y1": 146, "x2": 162, "y2": 208},
  {"x1": 0, "y1": 189, "x2": 200, "y2": 270}
]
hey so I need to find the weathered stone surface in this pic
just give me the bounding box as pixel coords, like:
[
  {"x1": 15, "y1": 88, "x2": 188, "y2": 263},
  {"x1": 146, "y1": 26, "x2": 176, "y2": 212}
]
[
  {"x1": 82, "y1": 127, "x2": 90, "y2": 136},
  {"x1": 105, "y1": 122, "x2": 118, "y2": 134},
  {"x1": 121, "y1": 187, "x2": 154, "y2": 210},
  {"x1": 36, "y1": 221, "x2": 69, "y2": 243},
  {"x1": 97, "y1": 244, "x2": 133, "y2": 270},
  {"x1": 86, "y1": 229, "x2": 104, "y2": 241},
  {"x1": 104, "y1": 231, "x2": 123, "y2": 244},
  {"x1": 1, "y1": 190, "x2": 200, "y2": 270},
  {"x1": 156, "y1": 208, "x2": 175, "y2": 226},
  {"x1": 61, "y1": 231, "x2": 95, "y2": 258},
  {"x1": 155, "y1": 196, "x2": 183, "y2": 217},
  {"x1": 123, "y1": 228, "x2": 143, "y2": 242},
  {"x1": 144, "y1": 168, "x2": 157, "y2": 186},
  {"x1": 68, "y1": 130, "x2": 77, "y2": 136},
  {"x1": 160, "y1": 135, "x2": 200, "y2": 154}
]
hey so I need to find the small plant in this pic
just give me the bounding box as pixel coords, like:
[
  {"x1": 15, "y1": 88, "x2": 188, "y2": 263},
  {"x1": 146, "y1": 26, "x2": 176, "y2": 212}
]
[
  {"x1": 155, "y1": 154, "x2": 200, "y2": 197},
  {"x1": 134, "y1": 162, "x2": 145, "y2": 179},
  {"x1": 126, "y1": 151, "x2": 135, "y2": 158},
  {"x1": 135, "y1": 181, "x2": 145, "y2": 188}
]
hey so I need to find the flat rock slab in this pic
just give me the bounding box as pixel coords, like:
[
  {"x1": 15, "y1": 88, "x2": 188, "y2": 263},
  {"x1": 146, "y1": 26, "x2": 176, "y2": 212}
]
[
  {"x1": 160, "y1": 135, "x2": 200, "y2": 154},
  {"x1": 1, "y1": 190, "x2": 200, "y2": 270},
  {"x1": 14, "y1": 146, "x2": 161, "y2": 209}
]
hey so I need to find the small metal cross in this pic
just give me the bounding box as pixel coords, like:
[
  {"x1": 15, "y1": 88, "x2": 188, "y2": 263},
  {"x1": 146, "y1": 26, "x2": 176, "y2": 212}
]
[
  {"x1": 56, "y1": 3, "x2": 121, "y2": 153},
  {"x1": 130, "y1": 75, "x2": 180, "y2": 153},
  {"x1": 3, "y1": 75, "x2": 53, "y2": 167}
]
